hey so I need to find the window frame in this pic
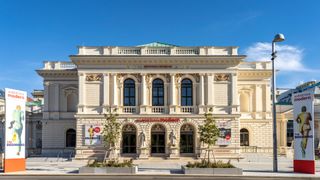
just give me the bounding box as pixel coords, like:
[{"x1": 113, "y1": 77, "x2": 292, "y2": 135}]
[
  {"x1": 123, "y1": 78, "x2": 136, "y2": 106},
  {"x1": 152, "y1": 78, "x2": 164, "y2": 106},
  {"x1": 181, "y1": 78, "x2": 193, "y2": 106}
]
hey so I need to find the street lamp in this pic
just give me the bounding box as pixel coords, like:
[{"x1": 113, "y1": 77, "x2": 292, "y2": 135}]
[{"x1": 271, "y1": 33, "x2": 285, "y2": 172}]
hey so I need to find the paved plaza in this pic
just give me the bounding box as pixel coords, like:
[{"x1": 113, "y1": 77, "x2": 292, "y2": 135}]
[{"x1": 1, "y1": 153, "x2": 320, "y2": 178}]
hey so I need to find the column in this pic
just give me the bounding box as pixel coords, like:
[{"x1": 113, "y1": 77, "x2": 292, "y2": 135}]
[
  {"x1": 103, "y1": 73, "x2": 110, "y2": 112},
  {"x1": 207, "y1": 74, "x2": 214, "y2": 106},
  {"x1": 199, "y1": 74, "x2": 204, "y2": 106},
  {"x1": 78, "y1": 73, "x2": 85, "y2": 113},
  {"x1": 198, "y1": 74, "x2": 205, "y2": 114},
  {"x1": 255, "y1": 85, "x2": 262, "y2": 118},
  {"x1": 231, "y1": 73, "x2": 238, "y2": 113},
  {"x1": 112, "y1": 74, "x2": 118, "y2": 106},
  {"x1": 54, "y1": 83, "x2": 60, "y2": 112},
  {"x1": 141, "y1": 74, "x2": 147, "y2": 106},
  {"x1": 140, "y1": 74, "x2": 147, "y2": 114},
  {"x1": 170, "y1": 74, "x2": 176, "y2": 106},
  {"x1": 44, "y1": 82, "x2": 49, "y2": 112}
]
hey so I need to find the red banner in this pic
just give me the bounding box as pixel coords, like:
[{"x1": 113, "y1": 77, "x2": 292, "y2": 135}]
[{"x1": 135, "y1": 118, "x2": 180, "y2": 123}]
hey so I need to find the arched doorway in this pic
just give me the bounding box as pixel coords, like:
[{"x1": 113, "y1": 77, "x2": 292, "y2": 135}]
[
  {"x1": 240, "y1": 128, "x2": 249, "y2": 146},
  {"x1": 151, "y1": 124, "x2": 166, "y2": 154},
  {"x1": 122, "y1": 124, "x2": 137, "y2": 154},
  {"x1": 66, "y1": 129, "x2": 76, "y2": 147},
  {"x1": 180, "y1": 124, "x2": 194, "y2": 153}
]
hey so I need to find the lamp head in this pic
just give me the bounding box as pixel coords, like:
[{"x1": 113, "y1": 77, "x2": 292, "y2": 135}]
[{"x1": 273, "y1": 33, "x2": 285, "y2": 42}]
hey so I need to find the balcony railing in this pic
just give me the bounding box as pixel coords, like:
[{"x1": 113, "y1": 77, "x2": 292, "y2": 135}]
[
  {"x1": 122, "y1": 106, "x2": 137, "y2": 113},
  {"x1": 151, "y1": 106, "x2": 165, "y2": 113},
  {"x1": 77, "y1": 46, "x2": 238, "y2": 56},
  {"x1": 180, "y1": 106, "x2": 195, "y2": 113}
]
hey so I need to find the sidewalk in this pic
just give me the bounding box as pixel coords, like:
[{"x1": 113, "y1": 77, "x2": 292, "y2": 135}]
[{"x1": 1, "y1": 154, "x2": 320, "y2": 177}]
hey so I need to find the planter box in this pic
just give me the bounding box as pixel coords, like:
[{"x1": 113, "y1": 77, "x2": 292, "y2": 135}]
[
  {"x1": 182, "y1": 166, "x2": 242, "y2": 175},
  {"x1": 79, "y1": 166, "x2": 138, "y2": 174}
]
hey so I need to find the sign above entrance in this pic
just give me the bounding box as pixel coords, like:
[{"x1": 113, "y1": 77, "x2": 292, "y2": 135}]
[{"x1": 135, "y1": 118, "x2": 180, "y2": 123}]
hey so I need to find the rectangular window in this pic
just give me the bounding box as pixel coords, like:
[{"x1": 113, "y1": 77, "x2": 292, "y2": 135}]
[{"x1": 287, "y1": 120, "x2": 294, "y2": 147}]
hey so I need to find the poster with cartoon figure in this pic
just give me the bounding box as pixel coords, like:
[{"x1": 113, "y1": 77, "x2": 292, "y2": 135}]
[
  {"x1": 84, "y1": 125, "x2": 102, "y2": 145},
  {"x1": 293, "y1": 90, "x2": 315, "y2": 174},
  {"x1": 5, "y1": 88, "x2": 26, "y2": 159}
]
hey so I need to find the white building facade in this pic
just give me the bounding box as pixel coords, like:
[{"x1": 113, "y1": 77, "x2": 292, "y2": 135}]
[{"x1": 36, "y1": 42, "x2": 273, "y2": 159}]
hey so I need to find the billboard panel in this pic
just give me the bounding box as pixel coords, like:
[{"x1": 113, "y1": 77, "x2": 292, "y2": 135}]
[
  {"x1": 4, "y1": 88, "x2": 27, "y2": 172},
  {"x1": 293, "y1": 90, "x2": 315, "y2": 174}
]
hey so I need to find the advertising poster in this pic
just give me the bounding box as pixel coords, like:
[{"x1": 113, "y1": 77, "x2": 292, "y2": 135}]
[
  {"x1": 293, "y1": 90, "x2": 315, "y2": 174},
  {"x1": 84, "y1": 125, "x2": 102, "y2": 145},
  {"x1": 216, "y1": 120, "x2": 232, "y2": 145},
  {"x1": 4, "y1": 88, "x2": 27, "y2": 172}
]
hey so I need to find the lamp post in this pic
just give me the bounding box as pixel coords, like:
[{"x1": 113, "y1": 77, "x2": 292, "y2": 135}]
[{"x1": 271, "y1": 33, "x2": 285, "y2": 172}]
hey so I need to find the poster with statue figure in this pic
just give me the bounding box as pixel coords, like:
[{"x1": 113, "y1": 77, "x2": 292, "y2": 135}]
[
  {"x1": 84, "y1": 125, "x2": 102, "y2": 145},
  {"x1": 5, "y1": 88, "x2": 26, "y2": 159},
  {"x1": 293, "y1": 90, "x2": 315, "y2": 174}
]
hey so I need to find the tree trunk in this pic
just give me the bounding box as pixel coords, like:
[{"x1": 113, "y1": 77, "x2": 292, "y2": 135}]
[{"x1": 207, "y1": 144, "x2": 210, "y2": 165}]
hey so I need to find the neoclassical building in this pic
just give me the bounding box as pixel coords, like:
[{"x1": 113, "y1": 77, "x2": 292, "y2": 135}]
[{"x1": 36, "y1": 42, "x2": 273, "y2": 159}]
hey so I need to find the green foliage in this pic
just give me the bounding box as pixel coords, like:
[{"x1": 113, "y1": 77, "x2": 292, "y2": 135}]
[
  {"x1": 186, "y1": 160, "x2": 234, "y2": 168},
  {"x1": 102, "y1": 109, "x2": 121, "y2": 148},
  {"x1": 88, "y1": 159, "x2": 134, "y2": 167},
  {"x1": 198, "y1": 111, "x2": 220, "y2": 163},
  {"x1": 198, "y1": 112, "x2": 220, "y2": 148}
]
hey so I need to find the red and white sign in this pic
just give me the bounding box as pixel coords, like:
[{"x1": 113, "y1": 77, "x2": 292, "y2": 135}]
[
  {"x1": 4, "y1": 88, "x2": 27, "y2": 172},
  {"x1": 293, "y1": 90, "x2": 315, "y2": 174}
]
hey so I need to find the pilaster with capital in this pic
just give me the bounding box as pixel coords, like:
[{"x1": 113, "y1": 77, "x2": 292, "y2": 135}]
[
  {"x1": 111, "y1": 73, "x2": 118, "y2": 107},
  {"x1": 206, "y1": 73, "x2": 214, "y2": 106},
  {"x1": 78, "y1": 73, "x2": 85, "y2": 113},
  {"x1": 103, "y1": 73, "x2": 110, "y2": 113},
  {"x1": 231, "y1": 73, "x2": 239, "y2": 113},
  {"x1": 140, "y1": 73, "x2": 148, "y2": 114},
  {"x1": 169, "y1": 73, "x2": 177, "y2": 114},
  {"x1": 198, "y1": 74, "x2": 205, "y2": 114}
]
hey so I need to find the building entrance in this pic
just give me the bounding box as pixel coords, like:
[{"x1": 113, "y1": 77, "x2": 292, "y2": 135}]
[{"x1": 151, "y1": 124, "x2": 166, "y2": 154}]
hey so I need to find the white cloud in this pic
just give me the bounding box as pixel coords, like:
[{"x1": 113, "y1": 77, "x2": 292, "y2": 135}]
[{"x1": 244, "y1": 42, "x2": 308, "y2": 72}]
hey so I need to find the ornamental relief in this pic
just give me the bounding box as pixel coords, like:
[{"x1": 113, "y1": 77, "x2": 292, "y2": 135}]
[
  {"x1": 214, "y1": 74, "x2": 230, "y2": 81},
  {"x1": 86, "y1": 74, "x2": 103, "y2": 81}
]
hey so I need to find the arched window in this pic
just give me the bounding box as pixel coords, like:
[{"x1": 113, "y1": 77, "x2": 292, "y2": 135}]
[
  {"x1": 66, "y1": 129, "x2": 76, "y2": 147},
  {"x1": 151, "y1": 124, "x2": 166, "y2": 153},
  {"x1": 123, "y1": 78, "x2": 135, "y2": 106},
  {"x1": 240, "y1": 128, "x2": 249, "y2": 146},
  {"x1": 67, "y1": 93, "x2": 77, "y2": 112},
  {"x1": 181, "y1": 78, "x2": 193, "y2": 106},
  {"x1": 240, "y1": 93, "x2": 249, "y2": 112},
  {"x1": 180, "y1": 124, "x2": 194, "y2": 153},
  {"x1": 122, "y1": 124, "x2": 137, "y2": 154},
  {"x1": 152, "y1": 79, "x2": 164, "y2": 106}
]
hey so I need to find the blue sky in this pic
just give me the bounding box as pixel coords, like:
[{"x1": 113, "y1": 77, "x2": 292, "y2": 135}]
[{"x1": 1, "y1": 0, "x2": 320, "y2": 95}]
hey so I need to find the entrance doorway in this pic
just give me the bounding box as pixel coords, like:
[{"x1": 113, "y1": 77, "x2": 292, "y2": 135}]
[
  {"x1": 122, "y1": 124, "x2": 137, "y2": 154},
  {"x1": 151, "y1": 124, "x2": 166, "y2": 154},
  {"x1": 180, "y1": 124, "x2": 194, "y2": 154}
]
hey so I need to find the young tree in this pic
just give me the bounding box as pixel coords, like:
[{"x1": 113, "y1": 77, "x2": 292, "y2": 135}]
[
  {"x1": 198, "y1": 111, "x2": 220, "y2": 164},
  {"x1": 102, "y1": 108, "x2": 121, "y2": 160}
]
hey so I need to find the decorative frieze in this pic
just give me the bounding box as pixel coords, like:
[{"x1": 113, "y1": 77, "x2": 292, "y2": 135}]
[
  {"x1": 86, "y1": 74, "x2": 103, "y2": 81},
  {"x1": 214, "y1": 74, "x2": 230, "y2": 81}
]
